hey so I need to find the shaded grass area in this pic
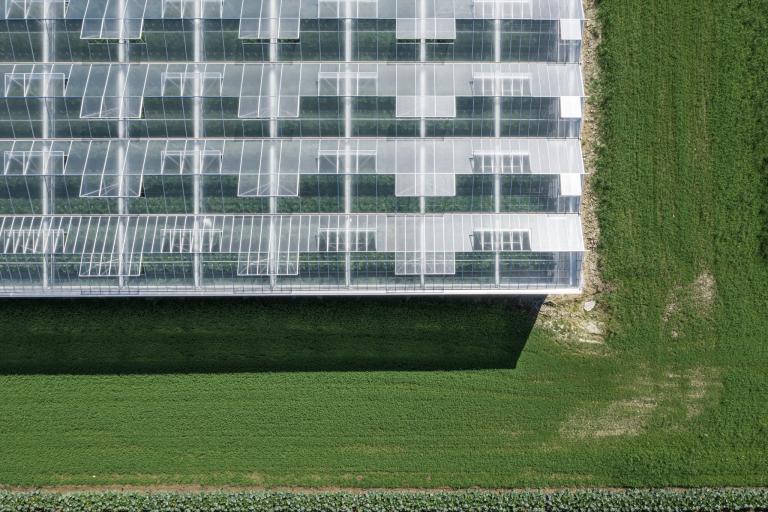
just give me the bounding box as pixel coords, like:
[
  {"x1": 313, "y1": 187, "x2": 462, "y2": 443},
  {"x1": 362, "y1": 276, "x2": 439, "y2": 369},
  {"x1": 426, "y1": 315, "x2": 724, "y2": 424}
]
[
  {"x1": 1, "y1": 0, "x2": 768, "y2": 489},
  {"x1": 0, "y1": 298, "x2": 539, "y2": 374}
]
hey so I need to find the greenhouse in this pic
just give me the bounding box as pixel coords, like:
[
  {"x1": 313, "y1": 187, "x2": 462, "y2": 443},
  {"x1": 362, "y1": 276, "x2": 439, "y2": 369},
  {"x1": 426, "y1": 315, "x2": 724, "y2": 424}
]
[{"x1": 0, "y1": 0, "x2": 585, "y2": 296}]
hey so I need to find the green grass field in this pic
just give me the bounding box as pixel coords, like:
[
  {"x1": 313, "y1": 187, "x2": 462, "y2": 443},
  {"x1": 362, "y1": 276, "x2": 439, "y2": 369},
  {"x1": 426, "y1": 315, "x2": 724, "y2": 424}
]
[{"x1": 1, "y1": 0, "x2": 767, "y2": 488}]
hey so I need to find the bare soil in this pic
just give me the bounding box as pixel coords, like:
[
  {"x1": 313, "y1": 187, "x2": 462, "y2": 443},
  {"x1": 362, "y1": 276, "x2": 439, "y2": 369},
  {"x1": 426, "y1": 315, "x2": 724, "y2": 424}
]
[{"x1": 536, "y1": 0, "x2": 608, "y2": 347}]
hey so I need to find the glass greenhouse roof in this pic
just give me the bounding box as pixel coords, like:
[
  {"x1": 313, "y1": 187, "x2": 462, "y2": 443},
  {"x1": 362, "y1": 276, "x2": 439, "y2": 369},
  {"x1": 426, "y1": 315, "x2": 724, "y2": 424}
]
[
  {"x1": 0, "y1": 0, "x2": 585, "y2": 296},
  {"x1": 0, "y1": 63, "x2": 584, "y2": 99},
  {"x1": 4, "y1": 0, "x2": 585, "y2": 21}
]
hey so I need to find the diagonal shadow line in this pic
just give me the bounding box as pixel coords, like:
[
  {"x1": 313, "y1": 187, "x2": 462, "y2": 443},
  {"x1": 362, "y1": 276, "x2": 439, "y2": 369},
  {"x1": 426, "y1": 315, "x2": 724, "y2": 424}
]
[{"x1": 0, "y1": 296, "x2": 544, "y2": 375}]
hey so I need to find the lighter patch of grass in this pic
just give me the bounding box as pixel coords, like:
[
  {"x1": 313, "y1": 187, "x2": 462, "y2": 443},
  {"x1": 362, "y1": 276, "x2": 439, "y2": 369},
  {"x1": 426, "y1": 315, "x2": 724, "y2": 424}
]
[
  {"x1": 560, "y1": 366, "x2": 722, "y2": 440},
  {"x1": 559, "y1": 371, "x2": 660, "y2": 439},
  {"x1": 684, "y1": 366, "x2": 722, "y2": 420},
  {"x1": 662, "y1": 271, "x2": 717, "y2": 340},
  {"x1": 341, "y1": 445, "x2": 409, "y2": 456},
  {"x1": 691, "y1": 272, "x2": 717, "y2": 311},
  {"x1": 593, "y1": 399, "x2": 658, "y2": 437},
  {"x1": 559, "y1": 365, "x2": 721, "y2": 440}
]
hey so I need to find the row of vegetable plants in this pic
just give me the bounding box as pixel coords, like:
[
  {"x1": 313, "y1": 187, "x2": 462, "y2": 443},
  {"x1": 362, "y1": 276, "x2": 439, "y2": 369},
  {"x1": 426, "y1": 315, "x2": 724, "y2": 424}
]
[{"x1": 1, "y1": 489, "x2": 767, "y2": 512}]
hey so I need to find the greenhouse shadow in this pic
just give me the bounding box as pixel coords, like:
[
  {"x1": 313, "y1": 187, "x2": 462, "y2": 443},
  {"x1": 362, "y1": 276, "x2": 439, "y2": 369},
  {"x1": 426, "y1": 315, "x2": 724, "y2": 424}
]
[{"x1": 0, "y1": 296, "x2": 543, "y2": 375}]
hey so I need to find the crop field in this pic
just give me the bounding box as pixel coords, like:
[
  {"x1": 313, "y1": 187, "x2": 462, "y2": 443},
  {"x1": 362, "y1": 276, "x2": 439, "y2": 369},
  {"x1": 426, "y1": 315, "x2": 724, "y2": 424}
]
[{"x1": 1, "y1": 0, "x2": 767, "y2": 489}]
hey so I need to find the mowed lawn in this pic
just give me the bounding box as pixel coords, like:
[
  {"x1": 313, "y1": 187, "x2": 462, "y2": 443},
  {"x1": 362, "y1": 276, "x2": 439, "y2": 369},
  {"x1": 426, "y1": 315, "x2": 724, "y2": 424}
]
[{"x1": 1, "y1": 0, "x2": 767, "y2": 488}]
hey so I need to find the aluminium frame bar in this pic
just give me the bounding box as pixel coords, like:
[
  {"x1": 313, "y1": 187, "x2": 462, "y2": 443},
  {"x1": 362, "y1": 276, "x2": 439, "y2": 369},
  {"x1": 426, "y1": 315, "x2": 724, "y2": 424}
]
[{"x1": 192, "y1": 0, "x2": 204, "y2": 288}]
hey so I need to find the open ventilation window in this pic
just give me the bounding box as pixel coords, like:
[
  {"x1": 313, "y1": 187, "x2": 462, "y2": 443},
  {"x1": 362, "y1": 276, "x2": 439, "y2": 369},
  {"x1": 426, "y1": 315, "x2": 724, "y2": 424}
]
[
  {"x1": 560, "y1": 19, "x2": 583, "y2": 41},
  {"x1": 316, "y1": 141, "x2": 378, "y2": 174},
  {"x1": 395, "y1": 65, "x2": 457, "y2": 118},
  {"x1": 237, "y1": 141, "x2": 300, "y2": 197},
  {"x1": 393, "y1": 216, "x2": 457, "y2": 275},
  {"x1": 471, "y1": 72, "x2": 531, "y2": 96},
  {"x1": 237, "y1": 252, "x2": 269, "y2": 276},
  {"x1": 237, "y1": 252, "x2": 300, "y2": 276},
  {"x1": 317, "y1": 229, "x2": 376, "y2": 252},
  {"x1": 239, "y1": 173, "x2": 300, "y2": 197},
  {"x1": 238, "y1": 95, "x2": 300, "y2": 119},
  {"x1": 79, "y1": 65, "x2": 147, "y2": 119},
  {"x1": 471, "y1": 152, "x2": 531, "y2": 174},
  {"x1": 424, "y1": 251, "x2": 456, "y2": 275},
  {"x1": 237, "y1": 65, "x2": 302, "y2": 118},
  {"x1": 560, "y1": 96, "x2": 583, "y2": 119},
  {"x1": 386, "y1": 140, "x2": 463, "y2": 179},
  {"x1": 239, "y1": 0, "x2": 301, "y2": 40},
  {"x1": 468, "y1": 139, "x2": 584, "y2": 176},
  {"x1": 234, "y1": 215, "x2": 303, "y2": 276},
  {"x1": 4, "y1": 72, "x2": 67, "y2": 97},
  {"x1": 317, "y1": 150, "x2": 377, "y2": 174},
  {"x1": 395, "y1": 252, "x2": 456, "y2": 275},
  {"x1": 160, "y1": 227, "x2": 223, "y2": 253},
  {"x1": 80, "y1": 95, "x2": 143, "y2": 119},
  {"x1": 390, "y1": 140, "x2": 458, "y2": 197},
  {"x1": 161, "y1": 149, "x2": 223, "y2": 175},
  {"x1": 395, "y1": 95, "x2": 456, "y2": 118},
  {"x1": 79, "y1": 173, "x2": 142, "y2": 198},
  {"x1": 78, "y1": 253, "x2": 142, "y2": 277},
  {"x1": 559, "y1": 173, "x2": 582, "y2": 196},
  {"x1": 161, "y1": 71, "x2": 223, "y2": 97},
  {"x1": 394, "y1": 252, "x2": 419, "y2": 275},
  {"x1": 74, "y1": 140, "x2": 147, "y2": 197},
  {"x1": 471, "y1": 230, "x2": 531, "y2": 251},
  {"x1": 395, "y1": 173, "x2": 456, "y2": 197},
  {"x1": 161, "y1": 0, "x2": 223, "y2": 18},
  {"x1": 317, "y1": 66, "x2": 378, "y2": 96},
  {"x1": 472, "y1": 0, "x2": 532, "y2": 19},
  {"x1": 3, "y1": 150, "x2": 65, "y2": 176},
  {"x1": 1, "y1": 227, "x2": 65, "y2": 254},
  {"x1": 317, "y1": 0, "x2": 378, "y2": 18},
  {"x1": 395, "y1": 0, "x2": 456, "y2": 40},
  {"x1": 4, "y1": 0, "x2": 68, "y2": 19},
  {"x1": 80, "y1": 0, "x2": 148, "y2": 40}
]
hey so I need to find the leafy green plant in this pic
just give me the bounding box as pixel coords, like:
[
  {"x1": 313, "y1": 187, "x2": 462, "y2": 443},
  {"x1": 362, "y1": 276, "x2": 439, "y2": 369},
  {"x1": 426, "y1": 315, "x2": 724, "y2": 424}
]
[{"x1": 1, "y1": 490, "x2": 767, "y2": 512}]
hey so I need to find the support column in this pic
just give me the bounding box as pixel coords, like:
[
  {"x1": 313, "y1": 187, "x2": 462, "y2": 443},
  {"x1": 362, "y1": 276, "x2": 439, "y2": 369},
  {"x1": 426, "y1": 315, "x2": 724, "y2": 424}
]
[
  {"x1": 418, "y1": 0, "x2": 427, "y2": 289},
  {"x1": 192, "y1": 0, "x2": 204, "y2": 288},
  {"x1": 40, "y1": 0, "x2": 53, "y2": 289},
  {"x1": 267, "y1": 0, "x2": 278, "y2": 288},
  {"x1": 343, "y1": 3, "x2": 353, "y2": 288},
  {"x1": 117, "y1": 0, "x2": 128, "y2": 288},
  {"x1": 493, "y1": 17, "x2": 502, "y2": 287}
]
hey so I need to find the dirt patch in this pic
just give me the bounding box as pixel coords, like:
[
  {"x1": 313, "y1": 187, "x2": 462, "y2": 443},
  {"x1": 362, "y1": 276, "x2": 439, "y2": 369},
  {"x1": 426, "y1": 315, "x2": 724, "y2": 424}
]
[
  {"x1": 579, "y1": 0, "x2": 606, "y2": 298},
  {"x1": 536, "y1": 299, "x2": 608, "y2": 353},
  {"x1": 536, "y1": 0, "x2": 607, "y2": 347}
]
